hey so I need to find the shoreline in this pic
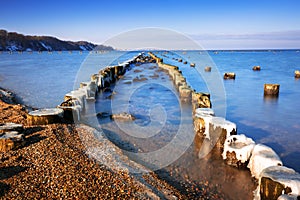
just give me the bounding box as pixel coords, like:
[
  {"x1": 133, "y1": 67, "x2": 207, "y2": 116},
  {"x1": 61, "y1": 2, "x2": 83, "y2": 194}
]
[
  {"x1": 0, "y1": 88, "x2": 189, "y2": 199},
  {"x1": 0, "y1": 53, "x2": 227, "y2": 199},
  {"x1": 0, "y1": 50, "x2": 298, "y2": 198}
]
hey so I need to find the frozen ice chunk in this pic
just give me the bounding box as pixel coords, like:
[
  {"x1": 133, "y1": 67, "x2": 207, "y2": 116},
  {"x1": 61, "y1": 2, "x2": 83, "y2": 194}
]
[
  {"x1": 222, "y1": 134, "x2": 255, "y2": 163},
  {"x1": 278, "y1": 194, "x2": 300, "y2": 200},
  {"x1": 248, "y1": 144, "x2": 282, "y2": 179},
  {"x1": 195, "y1": 108, "x2": 215, "y2": 117},
  {"x1": 260, "y1": 166, "x2": 300, "y2": 196}
]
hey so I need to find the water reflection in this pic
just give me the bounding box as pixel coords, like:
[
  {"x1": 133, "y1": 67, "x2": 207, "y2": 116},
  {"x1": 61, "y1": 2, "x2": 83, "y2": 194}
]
[{"x1": 263, "y1": 94, "x2": 279, "y2": 103}]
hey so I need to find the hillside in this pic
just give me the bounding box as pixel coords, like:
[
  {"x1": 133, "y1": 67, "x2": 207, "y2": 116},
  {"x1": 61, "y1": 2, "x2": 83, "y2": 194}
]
[{"x1": 0, "y1": 30, "x2": 113, "y2": 51}]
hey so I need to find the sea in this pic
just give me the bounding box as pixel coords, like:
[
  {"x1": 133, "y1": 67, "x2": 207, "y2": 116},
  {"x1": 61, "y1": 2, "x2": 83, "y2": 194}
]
[{"x1": 0, "y1": 50, "x2": 300, "y2": 197}]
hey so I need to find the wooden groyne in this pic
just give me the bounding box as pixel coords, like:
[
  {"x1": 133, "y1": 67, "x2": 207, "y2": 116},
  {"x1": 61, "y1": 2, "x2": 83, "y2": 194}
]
[
  {"x1": 58, "y1": 53, "x2": 144, "y2": 122},
  {"x1": 47, "y1": 51, "x2": 299, "y2": 199},
  {"x1": 149, "y1": 52, "x2": 300, "y2": 200}
]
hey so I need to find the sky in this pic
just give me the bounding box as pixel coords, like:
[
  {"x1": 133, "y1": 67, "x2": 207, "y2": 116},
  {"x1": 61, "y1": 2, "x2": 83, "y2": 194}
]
[{"x1": 1, "y1": 0, "x2": 300, "y2": 49}]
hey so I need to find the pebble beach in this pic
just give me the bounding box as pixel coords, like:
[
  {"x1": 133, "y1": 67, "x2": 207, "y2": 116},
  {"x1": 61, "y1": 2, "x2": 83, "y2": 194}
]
[{"x1": 0, "y1": 88, "x2": 226, "y2": 199}]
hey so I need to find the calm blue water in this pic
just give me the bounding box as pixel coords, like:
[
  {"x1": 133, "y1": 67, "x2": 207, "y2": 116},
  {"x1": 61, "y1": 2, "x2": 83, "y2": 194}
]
[
  {"x1": 0, "y1": 50, "x2": 299, "y2": 172},
  {"x1": 156, "y1": 50, "x2": 300, "y2": 172},
  {"x1": 0, "y1": 51, "x2": 137, "y2": 108}
]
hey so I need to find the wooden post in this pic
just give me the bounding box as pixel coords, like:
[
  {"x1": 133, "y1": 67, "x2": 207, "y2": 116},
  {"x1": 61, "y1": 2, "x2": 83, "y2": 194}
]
[
  {"x1": 205, "y1": 66, "x2": 212, "y2": 72},
  {"x1": 27, "y1": 108, "x2": 64, "y2": 125},
  {"x1": 0, "y1": 131, "x2": 25, "y2": 152},
  {"x1": 224, "y1": 72, "x2": 236, "y2": 79},
  {"x1": 264, "y1": 84, "x2": 280, "y2": 96},
  {"x1": 295, "y1": 70, "x2": 300, "y2": 78}
]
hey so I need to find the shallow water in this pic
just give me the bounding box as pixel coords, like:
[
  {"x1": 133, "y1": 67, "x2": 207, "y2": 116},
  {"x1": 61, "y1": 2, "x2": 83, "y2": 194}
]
[
  {"x1": 0, "y1": 50, "x2": 299, "y2": 173},
  {"x1": 0, "y1": 51, "x2": 137, "y2": 108},
  {"x1": 93, "y1": 62, "x2": 256, "y2": 199},
  {"x1": 154, "y1": 50, "x2": 300, "y2": 172}
]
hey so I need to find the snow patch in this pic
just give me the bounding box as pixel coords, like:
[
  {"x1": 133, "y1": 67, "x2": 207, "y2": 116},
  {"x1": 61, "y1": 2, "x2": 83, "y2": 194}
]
[
  {"x1": 79, "y1": 45, "x2": 87, "y2": 51},
  {"x1": 222, "y1": 134, "x2": 255, "y2": 163},
  {"x1": 248, "y1": 144, "x2": 282, "y2": 179},
  {"x1": 39, "y1": 41, "x2": 52, "y2": 51}
]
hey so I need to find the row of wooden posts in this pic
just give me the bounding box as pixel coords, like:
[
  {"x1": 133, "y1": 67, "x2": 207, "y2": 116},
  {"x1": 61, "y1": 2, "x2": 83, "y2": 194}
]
[{"x1": 150, "y1": 52, "x2": 300, "y2": 200}]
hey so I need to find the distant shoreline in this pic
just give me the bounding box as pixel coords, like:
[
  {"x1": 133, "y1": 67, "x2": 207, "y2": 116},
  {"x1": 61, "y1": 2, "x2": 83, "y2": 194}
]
[{"x1": 1, "y1": 49, "x2": 299, "y2": 52}]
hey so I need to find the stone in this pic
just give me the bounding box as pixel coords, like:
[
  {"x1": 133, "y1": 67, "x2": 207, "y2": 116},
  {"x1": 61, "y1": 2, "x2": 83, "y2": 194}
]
[
  {"x1": 0, "y1": 131, "x2": 25, "y2": 152},
  {"x1": 110, "y1": 112, "x2": 135, "y2": 121},
  {"x1": 96, "y1": 112, "x2": 111, "y2": 119},
  {"x1": 27, "y1": 108, "x2": 64, "y2": 125},
  {"x1": 295, "y1": 70, "x2": 300, "y2": 78},
  {"x1": 133, "y1": 77, "x2": 148, "y2": 82},
  {"x1": 134, "y1": 69, "x2": 143, "y2": 73},
  {"x1": 264, "y1": 84, "x2": 280, "y2": 96},
  {"x1": 224, "y1": 72, "x2": 236, "y2": 79},
  {"x1": 259, "y1": 166, "x2": 300, "y2": 200},
  {"x1": 204, "y1": 66, "x2": 211, "y2": 72},
  {"x1": 253, "y1": 65, "x2": 261, "y2": 71}
]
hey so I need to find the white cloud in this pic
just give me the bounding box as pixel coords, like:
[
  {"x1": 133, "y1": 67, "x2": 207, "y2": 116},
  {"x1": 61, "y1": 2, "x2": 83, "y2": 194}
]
[{"x1": 189, "y1": 30, "x2": 300, "y2": 49}]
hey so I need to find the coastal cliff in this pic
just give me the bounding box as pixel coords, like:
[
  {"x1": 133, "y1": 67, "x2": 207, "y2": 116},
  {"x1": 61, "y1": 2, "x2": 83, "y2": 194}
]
[{"x1": 0, "y1": 29, "x2": 113, "y2": 51}]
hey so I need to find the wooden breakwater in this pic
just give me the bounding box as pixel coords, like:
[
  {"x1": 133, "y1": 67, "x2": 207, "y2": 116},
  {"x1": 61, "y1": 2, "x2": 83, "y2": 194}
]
[
  {"x1": 149, "y1": 52, "x2": 300, "y2": 200},
  {"x1": 23, "y1": 51, "x2": 299, "y2": 199},
  {"x1": 57, "y1": 53, "x2": 144, "y2": 122}
]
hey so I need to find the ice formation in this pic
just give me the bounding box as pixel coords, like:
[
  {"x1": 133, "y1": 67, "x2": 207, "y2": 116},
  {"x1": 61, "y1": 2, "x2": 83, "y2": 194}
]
[
  {"x1": 278, "y1": 194, "x2": 300, "y2": 200},
  {"x1": 210, "y1": 117, "x2": 236, "y2": 138},
  {"x1": 195, "y1": 108, "x2": 215, "y2": 117},
  {"x1": 194, "y1": 108, "x2": 214, "y2": 139},
  {"x1": 222, "y1": 134, "x2": 255, "y2": 163},
  {"x1": 260, "y1": 166, "x2": 300, "y2": 196},
  {"x1": 248, "y1": 144, "x2": 283, "y2": 179},
  {"x1": 194, "y1": 108, "x2": 236, "y2": 140}
]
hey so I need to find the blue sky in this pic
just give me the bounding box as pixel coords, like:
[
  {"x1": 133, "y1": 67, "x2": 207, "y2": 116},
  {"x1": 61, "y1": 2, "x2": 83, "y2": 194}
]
[{"x1": 2, "y1": 0, "x2": 300, "y2": 49}]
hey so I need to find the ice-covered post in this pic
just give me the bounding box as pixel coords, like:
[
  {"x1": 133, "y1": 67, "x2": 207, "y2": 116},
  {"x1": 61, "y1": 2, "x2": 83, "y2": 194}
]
[{"x1": 193, "y1": 108, "x2": 237, "y2": 153}]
